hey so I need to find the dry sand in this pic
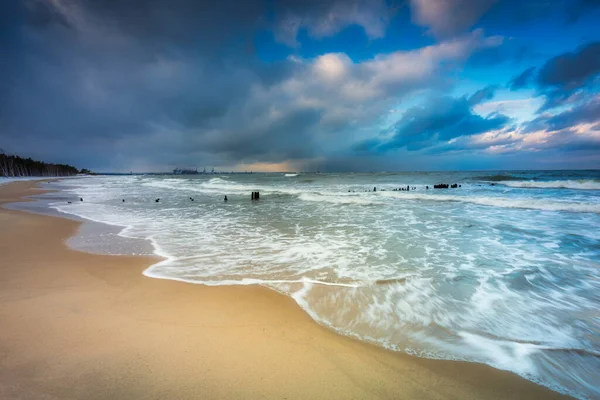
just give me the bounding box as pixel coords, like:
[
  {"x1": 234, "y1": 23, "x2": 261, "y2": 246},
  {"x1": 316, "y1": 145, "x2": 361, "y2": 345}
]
[{"x1": 0, "y1": 181, "x2": 571, "y2": 399}]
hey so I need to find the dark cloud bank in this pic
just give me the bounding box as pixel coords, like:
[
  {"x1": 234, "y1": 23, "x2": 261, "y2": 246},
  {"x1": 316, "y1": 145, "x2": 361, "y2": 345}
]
[{"x1": 0, "y1": 0, "x2": 599, "y2": 171}]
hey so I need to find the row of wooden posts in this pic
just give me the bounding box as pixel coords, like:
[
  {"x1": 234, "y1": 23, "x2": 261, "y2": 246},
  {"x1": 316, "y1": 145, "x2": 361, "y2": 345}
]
[{"x1": 69, "y1": 186, "x2": 468, "y2": 205}]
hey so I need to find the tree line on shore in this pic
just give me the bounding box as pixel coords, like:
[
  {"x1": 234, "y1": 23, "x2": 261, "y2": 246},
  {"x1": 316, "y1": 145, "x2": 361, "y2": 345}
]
[{"x1": 0, "y1": 149, "x2": 85, "y2": 177}]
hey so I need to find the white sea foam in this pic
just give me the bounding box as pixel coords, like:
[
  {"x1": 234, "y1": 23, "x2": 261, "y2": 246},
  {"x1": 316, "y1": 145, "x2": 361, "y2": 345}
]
[
  {"x1": 379, "y1": 191, "x2": 600, "y2": 214},
  {"x1": 298, "y1": 192, "x2": 382, "y2": 205},
  {"x1": 501, "y1": 180, "x2": 600, "y2": 190},
  {"x1": 155, "y1": 178, "x2": 600, "y2": 213},
  {"x1": 143, "y1": 176, "x2": 307, "y2": 197}
]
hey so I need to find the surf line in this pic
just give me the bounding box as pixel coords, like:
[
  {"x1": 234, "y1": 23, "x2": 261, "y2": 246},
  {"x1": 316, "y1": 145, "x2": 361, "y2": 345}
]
[{"x1": 140, "y1": 272, "x2": 369, "y2": 289}]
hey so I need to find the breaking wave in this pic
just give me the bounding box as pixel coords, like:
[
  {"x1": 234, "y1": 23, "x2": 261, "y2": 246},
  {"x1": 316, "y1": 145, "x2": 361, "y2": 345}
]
[
  {"x1": 380, "y1": 191, "x2": 600, "y2": 214},
  {"x1": 501, "y1": 180, "x2": 600, "y2": 190},
  {"x1": 473, "y1": 174, "x2": 518, "y2": 182}
]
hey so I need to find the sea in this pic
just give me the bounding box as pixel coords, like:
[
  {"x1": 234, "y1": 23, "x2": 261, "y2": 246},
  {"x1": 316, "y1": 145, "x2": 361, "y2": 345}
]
[{"x1": 11, "y1": 170, "x2": 600, "y2": 399}]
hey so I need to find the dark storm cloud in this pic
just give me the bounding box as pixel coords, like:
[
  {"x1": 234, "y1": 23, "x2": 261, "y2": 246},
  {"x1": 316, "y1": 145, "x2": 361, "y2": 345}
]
[
  {"x1": 543, "y1": 97, "x2": 600, "y2": 131},
  {"x1": 537, "y1": 41, "x2": 600, "y2": 91},
  {"x1": 524, "y1": 96, "x2": 600, "y2": 132},
  {"x1": 468, "y1": 85, "x2": 498, "y2": 106},
  {"x1": 507, "y1": 42, "x2": 600, "y2": 111},
  {"x1": 21, "y1": 0, "x2": 73, "y2": 29},
  {"x1": 508, "y1": 67, "x2": 536, "y2": 90},
  {"x1": 271, "y1": 0, "x2": 397, "y2": 46},
  {"x1": 535, "y1": 41, "x2": 600, "y2": 111},
  {"x1": 355, "y1": 92, "x2": 510, "y2": 152},
  {"x1": 200, "y1": 107, "x2": 323, "y2": 161},
  {"x1": 1, "y1": 0, "x2": 501, "y2": 171},
  {"x1": 62, "y1": 0, "x2": 396, "y2": 49},
  {"x1": 0, "y1": 0, "x2": 332, "y2": 169},
  {"x1": 3, "y1": 0, "x2": 594, "y2": 172},
  {"x1": 507, "y1": 41, "x2": 600, "y2": 95}
]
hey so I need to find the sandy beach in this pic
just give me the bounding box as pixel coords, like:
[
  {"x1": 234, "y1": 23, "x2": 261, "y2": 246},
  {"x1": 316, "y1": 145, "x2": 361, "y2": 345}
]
[{"x1": 0, "y1": 181, "x2": 571, "y2": 400}]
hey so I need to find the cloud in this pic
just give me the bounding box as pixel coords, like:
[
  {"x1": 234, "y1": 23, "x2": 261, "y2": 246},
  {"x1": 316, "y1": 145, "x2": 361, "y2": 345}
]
[
  {"x1": 506, "y1": 42, "x2": 600, "y2": 112},
  {"x1": 59, "y1": 0, "x2": 266, "y2": 51},
  {"x1": 352, "y1": 40, "x2": 600, "y2": 162},
  {"x1": 508, "y1": 67, "x2": 536, "y2": 90},
  {"x1": 0, "y1": 0, "x2": 502, "y2": 171},
  {"x1": 468, "y1": 41, "x2": 535, "y2": 68},
  {"x1": 409, "y1": 0, "x2": 498, "y2": 38},
  {"x1": 460, "y1": 96, "x2": 600, "y2": 155},
  {"x1": 537, "y1": 41, "x2": 600, "y2": 91},
  {"x1": 272, "y1": 0, "x2": 395, "y2": 47},
  {"x1": 355, "y1": 89, "x2": 511, "y2": 152},
  {"x1": 200, "y1": 31, "x2": 502, "y2": 158},
  {"x1": 355, "y1": 89, "x2": 599, "y2": 158},
  {"x1": 524, "y1": 96, "x2": 600, "y2": 132},
  {"x1": 468, "y1": 85, "x2": 498, "y2": 106},
  {"x1": 473, "y1": 97, "x2": 544, "y2": 123},
  {"x1": 536, "y1": 41, "x2": 600, "y2": 111},
  {"x1": 421, "y1": 120, "x2": 600, "y2": 158},
  {"x1": 512, "y1": 124, "x2": 600, "y2": 153},
  {"x1": 3, "y1": 0, "x2": 596, "y2": 172}
]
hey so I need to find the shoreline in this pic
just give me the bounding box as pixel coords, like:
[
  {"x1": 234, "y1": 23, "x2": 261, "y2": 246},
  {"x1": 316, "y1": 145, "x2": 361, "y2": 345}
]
[{"x1": 0, "y1": 181, "x2": 572, "y2": 399}]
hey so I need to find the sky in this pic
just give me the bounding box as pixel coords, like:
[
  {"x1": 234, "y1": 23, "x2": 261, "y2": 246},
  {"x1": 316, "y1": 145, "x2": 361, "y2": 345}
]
[{"x1": 1, "y1": 0, "x2": 599, "y2": 172}]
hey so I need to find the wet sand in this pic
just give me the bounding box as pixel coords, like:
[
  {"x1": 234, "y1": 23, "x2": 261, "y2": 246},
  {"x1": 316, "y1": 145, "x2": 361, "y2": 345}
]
[{"x1": 0, "y1": 181, "x2": 571, "y2": 399}]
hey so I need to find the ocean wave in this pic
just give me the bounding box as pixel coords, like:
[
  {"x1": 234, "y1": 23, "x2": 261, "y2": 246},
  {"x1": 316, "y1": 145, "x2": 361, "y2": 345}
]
[
  {"x1": 380, "y1": 192, "x2": 600, "y2": 213},
  {"x1": 207, "y1": 177, "x2": 228, "y2": 184},
  {"x1": 473, "y1": 174, "x2": 518, "y2": 181},
  {"x1": 143, "y1": 177, "x2": 314, "y2": 198},
  {"x1": 284, "y1": 173, "x2": 298, "y2": 177},
  {"x1": 143, "y1": 177, "x2": 255, "y2": 194},
  {"x1": 298, "y1": 192, "x2": 382, "y2": 205},
  {"x1": 501, "y1": 180, "x2": 600, "y2": 190}
]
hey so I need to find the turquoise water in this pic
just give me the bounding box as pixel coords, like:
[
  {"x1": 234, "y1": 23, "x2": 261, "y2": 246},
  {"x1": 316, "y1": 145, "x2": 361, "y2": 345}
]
[{"x1": 48, "y1": 171, "x2": 600, "y2": 399}]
